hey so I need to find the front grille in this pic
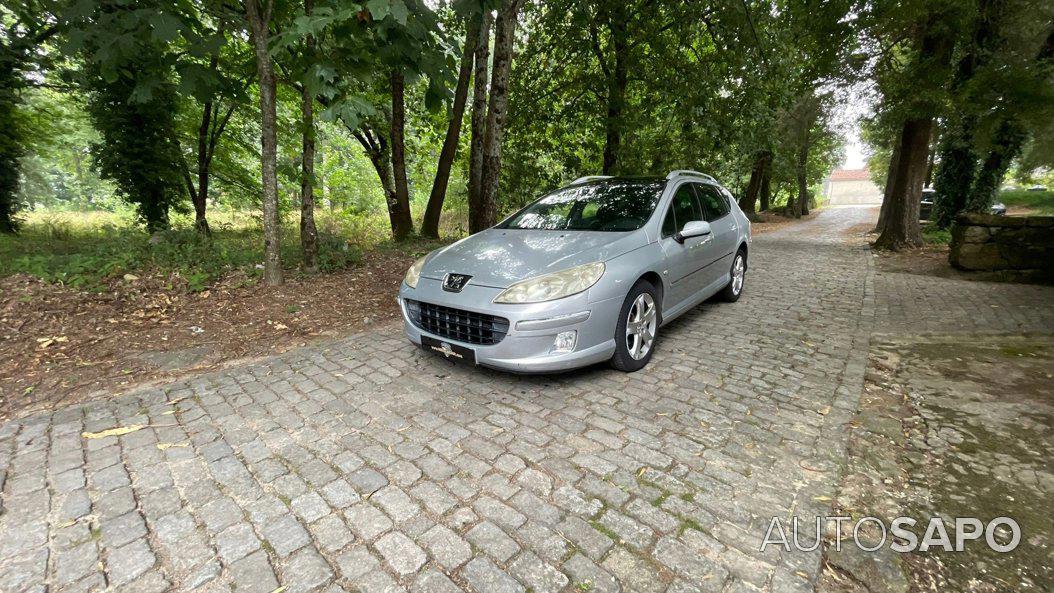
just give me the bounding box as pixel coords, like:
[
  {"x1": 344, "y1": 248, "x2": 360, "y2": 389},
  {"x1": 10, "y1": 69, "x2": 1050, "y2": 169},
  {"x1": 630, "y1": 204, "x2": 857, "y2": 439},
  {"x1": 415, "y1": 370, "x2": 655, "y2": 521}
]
[{"x1": 406, "y1": 300, "x2": 509, "y2": 345}]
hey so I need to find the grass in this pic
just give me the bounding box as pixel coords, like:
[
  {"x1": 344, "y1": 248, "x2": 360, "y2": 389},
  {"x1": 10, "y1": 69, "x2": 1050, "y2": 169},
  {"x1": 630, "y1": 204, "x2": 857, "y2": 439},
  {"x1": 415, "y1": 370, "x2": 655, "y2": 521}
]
[
  {"x1": 922, "y1": 223, "x2": 952, "y2": 245},
  {"x1": 999, "y1": 189, "x2": 1054, "y2": 215},
  {"x1": 0, "y1": 206, "x2": 456, "y2": 292}
]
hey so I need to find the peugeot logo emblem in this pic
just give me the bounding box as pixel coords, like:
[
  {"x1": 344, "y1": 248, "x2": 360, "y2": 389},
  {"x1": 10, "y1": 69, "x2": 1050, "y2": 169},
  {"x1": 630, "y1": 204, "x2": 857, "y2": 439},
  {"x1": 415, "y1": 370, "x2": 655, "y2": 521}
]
[
  {"x1": 443, "y1": 273, "x2": 472, "y2": 293},
  {"x1": 431, "y1": 341, "x2": 463, "y2": 359}
]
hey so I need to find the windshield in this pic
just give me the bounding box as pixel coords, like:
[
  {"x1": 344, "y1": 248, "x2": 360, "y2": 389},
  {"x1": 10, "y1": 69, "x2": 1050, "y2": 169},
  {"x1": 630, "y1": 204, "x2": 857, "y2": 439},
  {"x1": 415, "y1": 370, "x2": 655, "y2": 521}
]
[{"x1": 500, "y1": 180, "x2": 666, "y2": 232}]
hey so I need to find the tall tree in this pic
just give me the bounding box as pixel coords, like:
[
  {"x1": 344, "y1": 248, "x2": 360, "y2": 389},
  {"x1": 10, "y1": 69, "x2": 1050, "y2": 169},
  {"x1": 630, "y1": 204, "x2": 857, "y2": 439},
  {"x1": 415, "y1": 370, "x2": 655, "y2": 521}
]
[
  {"x1": 77, "y1": 0, "x2": 187, "y2": 232},
  {"x1": 466, "y1": 9, "x2": 492, "y2": 234},
  {"x1": 932, "y1": 0, "x2": 1005, "y2": 228},
  {"x1": 388, "y1": 69, "x2": 413, "y2": 239},
  {"x1": 0, "y1": 0, "x2": 58, "y2": 233},
  {"x1": 421, "y1": 8, "x2": 483, "y2": 238},
  {"x1": 299, "y1": 0, "x2": 318, "y2": 270},
  {"x1": 0, "y1": 46, "x2": 27, "y2": 233},
  {"x1": 244, "y1": 0, "x2": 283, "y2": 284},
  {"x1": 874, "y1": 12, "x2": 957, "y2": 250},
  {"x1": 476, "y1": 0, "x2": 524, "y2": 232}
]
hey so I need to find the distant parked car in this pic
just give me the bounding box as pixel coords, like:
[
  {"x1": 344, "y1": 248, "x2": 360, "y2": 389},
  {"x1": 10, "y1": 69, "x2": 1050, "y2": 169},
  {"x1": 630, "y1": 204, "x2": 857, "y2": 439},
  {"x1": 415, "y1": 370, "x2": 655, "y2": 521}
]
[
  {"x1": 920, "y1": 188, "x2": 1005, "y2": 220},
  {"x1": 1027, "y1": 185, "x2": 1048, "y2": 192}
]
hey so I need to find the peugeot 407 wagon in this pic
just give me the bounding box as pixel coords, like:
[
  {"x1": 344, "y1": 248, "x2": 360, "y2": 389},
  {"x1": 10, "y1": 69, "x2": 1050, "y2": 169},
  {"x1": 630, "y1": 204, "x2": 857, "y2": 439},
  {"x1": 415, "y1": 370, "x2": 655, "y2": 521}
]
[{"x1": 398, "y1": 170, "x2": 752, "y2": 372}]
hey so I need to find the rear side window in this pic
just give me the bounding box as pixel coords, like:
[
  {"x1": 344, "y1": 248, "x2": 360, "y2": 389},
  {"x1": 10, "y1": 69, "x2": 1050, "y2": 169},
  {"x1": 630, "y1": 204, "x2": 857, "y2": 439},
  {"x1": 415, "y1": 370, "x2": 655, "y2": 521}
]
[
  {"x1": 695, "y1": 183, "x2": 730, "y2": 221},
  {"x1": 663, "y1": 184, "x2": 700, "y2": 237}
]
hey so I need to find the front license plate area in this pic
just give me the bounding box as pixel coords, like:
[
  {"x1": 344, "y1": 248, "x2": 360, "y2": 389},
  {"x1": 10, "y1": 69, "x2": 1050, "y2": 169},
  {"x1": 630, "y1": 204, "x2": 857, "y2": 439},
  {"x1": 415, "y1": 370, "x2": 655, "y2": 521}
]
[{"x1": 421, "y1": 336, "x2": 477, "y2": 365}]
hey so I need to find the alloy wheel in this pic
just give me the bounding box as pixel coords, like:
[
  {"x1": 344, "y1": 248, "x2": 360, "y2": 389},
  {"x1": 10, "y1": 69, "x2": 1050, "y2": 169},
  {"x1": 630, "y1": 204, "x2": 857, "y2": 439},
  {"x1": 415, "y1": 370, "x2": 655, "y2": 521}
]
[{"x1": 625, "y1": 292, "x2": 657, "y2": 360}]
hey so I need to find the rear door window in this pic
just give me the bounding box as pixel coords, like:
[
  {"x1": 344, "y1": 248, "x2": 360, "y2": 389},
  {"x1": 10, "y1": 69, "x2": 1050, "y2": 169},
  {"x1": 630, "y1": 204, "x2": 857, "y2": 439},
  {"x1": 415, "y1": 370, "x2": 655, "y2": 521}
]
[{"x1": 694, "y1": 183, "x2": 730, "y2": 222}]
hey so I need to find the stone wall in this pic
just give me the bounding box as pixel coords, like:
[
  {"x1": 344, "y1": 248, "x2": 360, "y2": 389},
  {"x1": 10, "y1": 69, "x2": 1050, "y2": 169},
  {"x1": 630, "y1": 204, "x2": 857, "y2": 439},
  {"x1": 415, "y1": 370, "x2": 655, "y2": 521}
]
[{"x1": 950, "y1": 213, "x2": 1054, "y2": 279}]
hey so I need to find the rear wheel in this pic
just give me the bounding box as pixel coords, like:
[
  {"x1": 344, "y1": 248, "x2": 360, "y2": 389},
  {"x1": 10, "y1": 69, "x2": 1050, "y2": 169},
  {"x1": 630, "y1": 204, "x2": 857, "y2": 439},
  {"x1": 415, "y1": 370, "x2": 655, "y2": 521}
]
[
  {"x1": 611, "y1": 280, "x2": 660, "y2": 372},
  {"x1": 720, "y1": 249, "x2": 746, "y2": 302}
]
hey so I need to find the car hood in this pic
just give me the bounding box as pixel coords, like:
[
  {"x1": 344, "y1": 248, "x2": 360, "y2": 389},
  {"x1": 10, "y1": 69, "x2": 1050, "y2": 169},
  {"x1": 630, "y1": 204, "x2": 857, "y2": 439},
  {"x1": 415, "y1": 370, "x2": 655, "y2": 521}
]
[{"x1": 422, "y1": 228, "x2": 647, "y2": 288}]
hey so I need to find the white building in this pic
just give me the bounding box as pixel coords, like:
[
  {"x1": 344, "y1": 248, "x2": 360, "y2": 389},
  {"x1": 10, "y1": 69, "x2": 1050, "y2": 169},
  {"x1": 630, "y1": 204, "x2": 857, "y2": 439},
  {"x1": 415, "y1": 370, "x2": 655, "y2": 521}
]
[{"x1": 823, "y1": 168, "x2": 883, "y2": 206}]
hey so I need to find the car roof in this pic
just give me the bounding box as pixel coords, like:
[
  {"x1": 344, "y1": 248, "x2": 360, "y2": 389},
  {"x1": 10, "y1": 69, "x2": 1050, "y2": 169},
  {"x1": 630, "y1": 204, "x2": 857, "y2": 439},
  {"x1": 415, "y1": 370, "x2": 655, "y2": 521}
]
[{"x1": 569, "y1": 175, "x2": 666, "y2": 185}]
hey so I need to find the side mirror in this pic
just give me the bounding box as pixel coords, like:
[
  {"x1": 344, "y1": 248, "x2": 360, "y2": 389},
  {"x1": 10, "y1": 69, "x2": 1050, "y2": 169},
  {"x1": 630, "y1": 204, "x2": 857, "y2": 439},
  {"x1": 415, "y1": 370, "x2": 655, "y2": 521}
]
[{"x1": 674, "y1": 220, "x2": 712, "y2": 244}]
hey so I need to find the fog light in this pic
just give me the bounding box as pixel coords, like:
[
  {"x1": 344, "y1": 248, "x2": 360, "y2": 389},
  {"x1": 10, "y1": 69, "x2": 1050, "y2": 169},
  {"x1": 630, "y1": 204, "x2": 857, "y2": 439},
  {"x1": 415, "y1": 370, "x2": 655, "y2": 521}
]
[{"x1": 552, "y1": 330, "x2": 577, "y2": 353}]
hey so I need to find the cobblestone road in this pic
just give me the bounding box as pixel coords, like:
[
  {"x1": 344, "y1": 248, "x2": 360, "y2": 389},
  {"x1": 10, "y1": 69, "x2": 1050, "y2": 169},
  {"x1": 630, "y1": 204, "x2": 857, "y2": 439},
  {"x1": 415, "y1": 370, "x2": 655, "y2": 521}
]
[{"x1": 4, "y1": 206, "x2": 1038, "y2": 593}]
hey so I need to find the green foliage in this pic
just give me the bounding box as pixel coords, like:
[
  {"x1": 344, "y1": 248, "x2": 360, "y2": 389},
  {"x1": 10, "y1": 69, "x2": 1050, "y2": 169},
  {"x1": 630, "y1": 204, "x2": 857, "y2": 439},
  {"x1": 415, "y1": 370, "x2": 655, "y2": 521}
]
[
  {"x1": 0, "y1": 56, "x2": 25, "y2": 233},
  {"x1": 921, "y1": 223, "x2": 952, "y2": 245},
  {"x1": 0, "y1": 210, "x2": 372, "y2": 290},
  {"x1": 77, "y1": 0, "x2": 188, "y2": 231},
  {"x1": 999, "y1": 189, "x2": 1054, "y2": 215}
]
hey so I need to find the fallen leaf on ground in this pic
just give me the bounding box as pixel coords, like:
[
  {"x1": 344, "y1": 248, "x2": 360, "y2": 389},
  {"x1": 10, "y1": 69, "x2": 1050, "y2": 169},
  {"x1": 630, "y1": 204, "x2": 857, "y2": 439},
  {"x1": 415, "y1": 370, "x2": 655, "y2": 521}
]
[
  {"x1": 82, "y1": 425, "x2": 146, "y2": 439},
  {"x1": 156, "y1": 442, "x2": 188, "y2": 450}
]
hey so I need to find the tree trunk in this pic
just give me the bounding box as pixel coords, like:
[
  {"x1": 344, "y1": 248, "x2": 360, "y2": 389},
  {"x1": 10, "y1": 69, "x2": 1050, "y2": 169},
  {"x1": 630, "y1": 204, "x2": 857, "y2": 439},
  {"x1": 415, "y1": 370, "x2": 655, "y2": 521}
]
[
  {"x1": 874, "y1": 139, "x2": 902, "y2": 234},
  {"x1": 421, "y1": 14, "x2": 483, "y2": 239},
  {"x1": 739, "y1": 151, "x2": 769, "y2": 220},
  {"x1": 874, "y1": 117, "x2": 932, "y2": 250},
  {"x1": 792, "y1": 138, "x2": 808, "y2": 218},
  {"x1": 467, "y1": 10, "x2": 493, "y2": 234},
  {"x1": 477, "y1": 0, "x2": 523, "y2": 233},
  {"x1": 759, "y1": 158, "x2": 771, "y2": 211},
  {"x1": 932, "y1": 119, "x2": 977, "y2": 228},
  {"x1": 389, "y1": 70, "x2": 413, "y2": 240},
  {"x1": 300, "y1": 0, "x2": 319, "y2": 272},
  {"x1": 965, "y1": 28, "x2": 1053, "y2": 214},
  {"x1": 601, "y1": 4, "x2": 629, "y2": 175},
  {"x1": 194, "y1": 97, "x2": 213, "y2": 236},
  {"x1": 924, "y1": 137, "x2": 937, "y2": 187},
  {"x1": 968, "y1": 120, "x2": 1026, "y2": 212},
  {"x1": 245, "y1": 0, "x2": 283, "y2": 285}
]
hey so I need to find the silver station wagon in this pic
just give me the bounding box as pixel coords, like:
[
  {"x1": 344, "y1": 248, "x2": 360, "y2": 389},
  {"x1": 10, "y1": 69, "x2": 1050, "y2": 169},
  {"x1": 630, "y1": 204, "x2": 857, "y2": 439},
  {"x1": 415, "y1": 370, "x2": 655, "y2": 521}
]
[{"x1": 398, "y1": 170, "x2": 752, "y2": 372}]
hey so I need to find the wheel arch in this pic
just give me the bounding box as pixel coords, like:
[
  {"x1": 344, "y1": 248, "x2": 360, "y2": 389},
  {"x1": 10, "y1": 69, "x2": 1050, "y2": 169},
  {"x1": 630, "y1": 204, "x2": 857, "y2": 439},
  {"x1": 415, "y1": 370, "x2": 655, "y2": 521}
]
[{"x1": 636, "y1": 271, "x2": 665, "y2": 314}]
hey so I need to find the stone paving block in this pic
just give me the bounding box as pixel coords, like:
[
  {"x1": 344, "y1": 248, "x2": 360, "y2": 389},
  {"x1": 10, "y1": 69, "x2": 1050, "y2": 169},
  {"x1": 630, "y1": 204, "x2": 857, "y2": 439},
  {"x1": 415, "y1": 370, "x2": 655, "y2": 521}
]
[
  {"x1": 261, "y1": 514, "x2": 312, "y2": 557},
  {"x1": 419, "y1": 523, "x2": 471, "y2": 570},
  {"x1": 347, "y1": 468, "x2": 389, "y2": 495},
  {"x1": 411, "y1": 569, "x2": 463, "y2": 593},
  {"x1": 343, "y1": 502, "x2": 393, "y2": 541},
  {"x1": 309, "y1": 514, "x2": 354, "y2": 553},
  {"x1": 602, "y1": 546, "x2": 664, "y2": 593},
  {"x1": 467, "y1": 521, "x2": 520, "y2": 563},
  {"x1": 598, "y1": 509, "x2": 653, "y2": 550},
  {"x1": 375, "y1": 531, "x2": 427, "y2": 576},
  {"x1": 461, "y1": 557, "x2": 524, "y2": 593},
  {"x1": 556, "y1": 516, "x2": 613, "y2": 560},
  {"x1": 372, "y1": 486, "x2": 421, "y2": 523},
  {"x1": 563, "y1": 553, "x2": 619, "y2": 593},
  {"x1": 105, "y1": 538, "x2": 156, "y2": 586},
  {"x1": 281, "y1": 547, "x2": 335, "y2": 593},
  {"x1": 229, "y1": 550, "x2": 280, "y2": 593},
  {"x1": 409, "y1": 481, "x2": 456, "y2": 515},
  {"x1": 508, "y1": 551, "x2": 569, "y2": 593},
  {"x1": 101, "y1": 512, "x2": 148, "y2": 548},
  {"x1": 215, "y1": 523, "x2": 261, "y2": 564},
  {"x1": 321, "y1": 478, "x2": 361, "y2": 509},
  {"x1": 291, "y1": 491, "x2": 331, "y2": 523},
  {"x1": 199, "y1": 497, "x2": 244, "y2": 533},
  {"x1": 472, "y1": 496, "x2": 526, "y2": 530},
  {"x1": 334, "y1": 546, "x2": 380, "y2": 580},
  {"x1": 52, "y1": 541, "x2": 97, "y2": 587}
]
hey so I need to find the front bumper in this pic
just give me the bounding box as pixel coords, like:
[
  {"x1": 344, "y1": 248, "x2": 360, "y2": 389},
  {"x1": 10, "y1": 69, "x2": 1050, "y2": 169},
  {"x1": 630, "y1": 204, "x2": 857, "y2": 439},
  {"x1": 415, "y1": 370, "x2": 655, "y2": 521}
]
[{"x1": 398, "y1": 277, "x2": 621, "y2": 373}]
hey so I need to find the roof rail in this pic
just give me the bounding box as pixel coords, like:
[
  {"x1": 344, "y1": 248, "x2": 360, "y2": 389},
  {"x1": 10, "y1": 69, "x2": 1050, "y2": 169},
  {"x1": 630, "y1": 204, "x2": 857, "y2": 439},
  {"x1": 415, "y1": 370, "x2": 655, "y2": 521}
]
[
  {"x1": 666, "y1": 170, "x2": 717, "y2": 183},
  {"x1": 570, "y1": 175, "x2": 613, "y2": 185}
]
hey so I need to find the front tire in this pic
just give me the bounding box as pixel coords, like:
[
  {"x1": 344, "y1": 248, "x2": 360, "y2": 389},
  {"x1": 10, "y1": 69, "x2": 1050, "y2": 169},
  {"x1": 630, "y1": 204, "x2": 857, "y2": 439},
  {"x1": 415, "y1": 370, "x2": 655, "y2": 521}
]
[
  {"x1": 610, "y1": 280, "x2": 660, "y2": 372},
  {"x1": 720, "y1": 249, "x2": 746, "y2": 302}
]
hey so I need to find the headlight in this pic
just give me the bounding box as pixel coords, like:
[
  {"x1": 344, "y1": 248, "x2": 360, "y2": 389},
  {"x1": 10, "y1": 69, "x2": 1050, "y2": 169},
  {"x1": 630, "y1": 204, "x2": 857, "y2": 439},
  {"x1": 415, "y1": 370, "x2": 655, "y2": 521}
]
[
  {"x1": 494, "y1": 262, "x2": 605, "y2": 304},
  {"x1": 404, "y1": 256, "x2": 427, "y2": 288}
]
